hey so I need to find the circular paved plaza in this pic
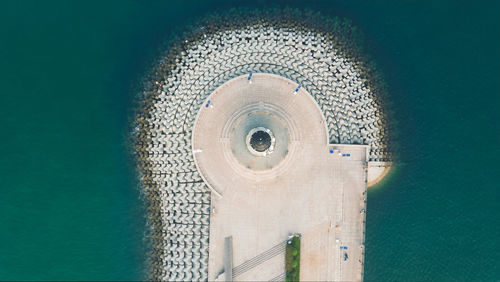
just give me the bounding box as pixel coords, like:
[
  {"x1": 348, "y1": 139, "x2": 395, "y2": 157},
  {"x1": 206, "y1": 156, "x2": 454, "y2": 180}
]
[{"x1": 193, "y1": 73, "x2": 328, "y2": 195}]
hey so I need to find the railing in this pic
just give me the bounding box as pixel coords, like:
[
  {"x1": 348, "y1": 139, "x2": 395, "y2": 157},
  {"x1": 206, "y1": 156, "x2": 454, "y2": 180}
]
[{"x1": 232, "y1": 240, "x2": 287, "y2": 278}]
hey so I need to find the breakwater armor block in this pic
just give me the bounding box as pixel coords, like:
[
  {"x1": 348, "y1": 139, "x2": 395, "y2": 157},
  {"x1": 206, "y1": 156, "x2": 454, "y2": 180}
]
[{"x1": 134, "y1": 9, "x2": 393, "y2": 281}]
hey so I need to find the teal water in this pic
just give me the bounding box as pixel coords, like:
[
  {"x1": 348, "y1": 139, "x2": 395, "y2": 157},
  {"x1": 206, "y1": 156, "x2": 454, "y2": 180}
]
[{"x1": 0, "y1": 0, "x2": 498, "y2": 281}]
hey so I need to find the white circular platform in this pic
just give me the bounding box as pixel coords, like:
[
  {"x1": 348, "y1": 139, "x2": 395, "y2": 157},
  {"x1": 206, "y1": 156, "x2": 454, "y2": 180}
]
[{"x1": 192, "y1": 73, "x2": 329, "y2": 195}]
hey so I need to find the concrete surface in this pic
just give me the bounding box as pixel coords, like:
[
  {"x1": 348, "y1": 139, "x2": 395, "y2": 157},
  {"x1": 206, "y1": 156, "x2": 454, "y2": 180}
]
[
  {"x1": 192, "y1": 74, "x2": 367, "y2": 281},
  {"x1": 367, "y1": 161, "x2": 392, "y2": 187}
]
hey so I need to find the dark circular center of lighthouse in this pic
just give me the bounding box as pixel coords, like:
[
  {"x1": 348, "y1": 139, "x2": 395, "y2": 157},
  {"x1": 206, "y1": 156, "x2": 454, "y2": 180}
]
[{"x1": 250, "y1": 130, "x2": 272, "y2": 152}]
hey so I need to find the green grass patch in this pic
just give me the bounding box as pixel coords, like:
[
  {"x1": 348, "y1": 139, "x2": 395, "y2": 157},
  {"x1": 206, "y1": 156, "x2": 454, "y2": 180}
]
[{"x1": 285, "y1": 234, "x2": 301, "y2": 282}]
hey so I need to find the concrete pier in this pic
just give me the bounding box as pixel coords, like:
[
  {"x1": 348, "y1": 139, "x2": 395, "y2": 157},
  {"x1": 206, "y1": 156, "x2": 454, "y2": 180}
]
[
  {"x1": 134, "y1": 10, "x2": 392, "y2": 281},
  {"x1": 193, "y1": 74, "x2": 367, "y2": 281}
]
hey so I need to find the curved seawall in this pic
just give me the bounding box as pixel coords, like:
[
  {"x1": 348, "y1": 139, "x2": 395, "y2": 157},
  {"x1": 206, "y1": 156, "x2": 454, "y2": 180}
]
[{"x1": 134, "y1": 9, "x2": 393, "y2": 280}]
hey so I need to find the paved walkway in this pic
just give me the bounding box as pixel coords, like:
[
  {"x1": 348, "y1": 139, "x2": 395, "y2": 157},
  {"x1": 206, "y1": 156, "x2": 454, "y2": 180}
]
[{"x1": 192, "y1": 74, "x2": 367, "y2": 281}]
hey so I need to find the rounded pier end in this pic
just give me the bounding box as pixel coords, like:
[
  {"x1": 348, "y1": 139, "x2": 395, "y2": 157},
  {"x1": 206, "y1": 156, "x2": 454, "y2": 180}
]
[
  {"x1": 192, "y1": 73, "x2": 328, "y2": 194},
  {"x1": 367, "y1": 162, "x2": 392, "y2": 187}
]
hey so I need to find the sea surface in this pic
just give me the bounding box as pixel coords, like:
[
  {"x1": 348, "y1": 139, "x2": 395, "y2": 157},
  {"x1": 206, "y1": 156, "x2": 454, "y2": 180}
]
[{"x1": 0, "y1": 0, "x2": 498, "y2": 281}]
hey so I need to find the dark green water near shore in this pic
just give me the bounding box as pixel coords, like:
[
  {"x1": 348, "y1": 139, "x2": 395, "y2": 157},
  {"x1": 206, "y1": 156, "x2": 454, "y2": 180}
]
[{"x1": 0, "y1": 0, "x2": 498, "y2": 281}]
